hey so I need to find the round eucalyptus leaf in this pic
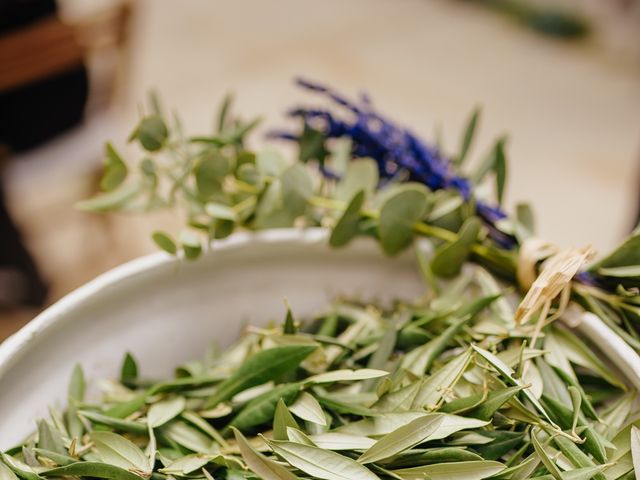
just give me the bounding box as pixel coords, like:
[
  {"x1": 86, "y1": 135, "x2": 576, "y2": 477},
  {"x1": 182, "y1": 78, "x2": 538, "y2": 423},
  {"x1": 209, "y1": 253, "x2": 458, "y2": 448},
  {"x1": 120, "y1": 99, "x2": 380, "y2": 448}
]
[
  {"x1": 196, "y1": 152, "x2": 230, "y2": 199},
  {"x1": 179, "y1": 230, "x2": 202, "y2": 260},
  {"x1": 379, "y1": 184, "x2": 429, "y2": 256},
  {"x1": 152, "y1": 231, "x2": 177, "y2": 255},
  {"x1": 281, "y1": 164, "x2": 312, "y2": 217},
  {"x1": 135, "y1": 115, "x2": 168, "y2": 152}
]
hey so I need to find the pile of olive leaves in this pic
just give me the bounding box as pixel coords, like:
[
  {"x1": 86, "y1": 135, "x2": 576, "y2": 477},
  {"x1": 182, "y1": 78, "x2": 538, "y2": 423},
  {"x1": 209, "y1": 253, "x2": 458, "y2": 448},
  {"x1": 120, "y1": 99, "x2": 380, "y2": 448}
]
[
  {"x1": 2, "y1": 295, "x2": 639, "y2": 480},
  {"x1": 3, "y1": 89, "x2": 639, "y2": 480}
]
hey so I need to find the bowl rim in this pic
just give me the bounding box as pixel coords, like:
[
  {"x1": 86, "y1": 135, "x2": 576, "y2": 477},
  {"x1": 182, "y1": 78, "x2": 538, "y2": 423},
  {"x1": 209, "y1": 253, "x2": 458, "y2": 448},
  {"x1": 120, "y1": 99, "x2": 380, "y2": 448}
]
[
  {"x1": 0, "y1": 228, "x2": 330, "y2": 380},
  {"x1": 1, "y1": 227, "x2": 639, "y2": 391}
]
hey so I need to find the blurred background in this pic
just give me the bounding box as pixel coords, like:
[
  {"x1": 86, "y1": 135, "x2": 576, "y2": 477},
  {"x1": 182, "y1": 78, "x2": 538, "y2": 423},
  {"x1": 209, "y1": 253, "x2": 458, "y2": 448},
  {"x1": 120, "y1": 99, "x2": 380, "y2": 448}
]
[{"x1": 0, "y1": 0, "x2": 639, "y2": 338}]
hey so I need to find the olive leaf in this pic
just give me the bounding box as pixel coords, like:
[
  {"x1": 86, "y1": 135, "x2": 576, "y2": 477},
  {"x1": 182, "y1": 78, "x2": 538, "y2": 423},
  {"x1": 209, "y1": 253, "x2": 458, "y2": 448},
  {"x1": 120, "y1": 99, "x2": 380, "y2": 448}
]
[
  {"x1": 120, "y1": 352, "x2": 138, "y2": 385},
  {"x1": 147, "y1": 397, "x2": 186, "y2": 428},
  {"x1": 41, "y1": 462, "x2": 145, "y2": 480},
  {"x1": 455, "y1": 107, "x2": 480, "y2": 166},
  {"x1": 232, "y1": 429, "x2": 298, "y2": 480},
  {"x1": 358, "y1": 414, "x2": 444, "y2": 464},
  {"x1": 288, "y1": 392, "x2": 327, "y2": 426},
  {"x1": 101, "y1": 143, "x2": 128, "y2": 191},
  {"x1": 329, "y1": 190, "x2": 365, "y2": 248},
  {"x1": 158, "y1": 454, "x2": 213, "y2": 475},
  {"x1": 230, "y1": 383, "x2": 301, "y2": 431},
  {"x1": 305, "y1": 369, "x2": 388, "y2": 385},
  {"x1": 90, "y1": 432, "x2": 150, "y2": 474},
  {"x1": 391, "y1": 460, "x2": 505, "y2": 480},
  {"x1": 430, "y1": 217, "x2": 481, "y2": 278},
  {"x1": 265, "y1": 438, "x2": 380, "y2": 480},
  {"x1": 630, "y1": 426, "x2": 640, "y2": 477},
  {"x1": 273, "y1": 399, "x2": 300, "y2": 441},
  {"x1": 204, "y1": 344, "x2": 317, "y2": 408}
]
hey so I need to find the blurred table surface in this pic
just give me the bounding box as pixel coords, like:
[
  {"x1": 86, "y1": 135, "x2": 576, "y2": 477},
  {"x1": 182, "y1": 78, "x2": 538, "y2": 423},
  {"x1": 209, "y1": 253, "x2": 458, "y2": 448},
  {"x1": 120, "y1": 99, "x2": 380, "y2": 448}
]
[{"x1": 2, "y1": 0, "x2": 640, "y2": 337}]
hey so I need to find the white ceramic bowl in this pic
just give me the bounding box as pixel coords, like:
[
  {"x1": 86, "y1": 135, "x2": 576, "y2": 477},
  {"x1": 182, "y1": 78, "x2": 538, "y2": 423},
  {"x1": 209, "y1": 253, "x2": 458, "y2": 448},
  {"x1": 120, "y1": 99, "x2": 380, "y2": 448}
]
[{"x1": 0, "y1": 229, "x2": 638, "y2": 449}]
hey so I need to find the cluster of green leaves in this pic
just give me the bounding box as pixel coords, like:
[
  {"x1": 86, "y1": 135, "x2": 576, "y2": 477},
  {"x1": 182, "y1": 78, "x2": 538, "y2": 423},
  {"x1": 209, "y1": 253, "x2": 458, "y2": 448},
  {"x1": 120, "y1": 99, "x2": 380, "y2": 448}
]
[
  {"x1": 3, "y1": 268, "x2": 639, "y2": 479},
  {"x1": 76, "y1": 96, "x2": 640, "y2": 354}
]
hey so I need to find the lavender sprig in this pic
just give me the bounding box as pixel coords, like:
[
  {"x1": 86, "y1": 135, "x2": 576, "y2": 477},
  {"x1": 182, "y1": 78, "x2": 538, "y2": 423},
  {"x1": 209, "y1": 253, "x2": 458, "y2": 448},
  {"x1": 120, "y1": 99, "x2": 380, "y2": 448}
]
[{"x1": 270, "y1": 78, "x2": 515, "y2": 248}]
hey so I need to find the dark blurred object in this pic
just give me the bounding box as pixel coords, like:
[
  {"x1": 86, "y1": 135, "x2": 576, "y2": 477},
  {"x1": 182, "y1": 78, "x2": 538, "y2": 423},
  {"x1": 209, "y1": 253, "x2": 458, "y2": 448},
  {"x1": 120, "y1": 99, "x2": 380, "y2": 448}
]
[
  {"x1": 463, "y1": 0, "x2": 591, "y2": 39},
  {"x1": 0, "y1": 0, "x2": 89, "y2": 307}
]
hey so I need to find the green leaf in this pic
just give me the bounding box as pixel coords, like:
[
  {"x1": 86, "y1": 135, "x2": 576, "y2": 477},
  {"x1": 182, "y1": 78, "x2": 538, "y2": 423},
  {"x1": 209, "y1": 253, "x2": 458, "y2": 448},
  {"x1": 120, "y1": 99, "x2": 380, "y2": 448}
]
[
  {"x1": 76, "y1": 182, "x2": 142, "y2": 213},
  {"x1": 531, "y1": 430, "x2": 562, "y2": 479},
  {"x1": 630, "y1": 426, "x2": 640, "y2": 477},
  {"x1": 104, "y1": 394, "x2": 146, "y2": 419},
  {"x1": 79, "y1": 410, "x2": 147, "y2": 434},
  {"x1": 548, "y1": 328, "x2": 624, "y2": 389},
  {"x1": 455, "y1": 107, "x2": 480, "y2": 166},
  {"x1": 411, "y1": 349, "x2": 473, "y2": 410},
  {"x1": 180, "y1": 230, "x2": 202, "y2": 260},
  {"x1": 41, "y1": 462, "x2": 145, "y2": 480},
  {"x1": 203, "y1": 344, "x2": 317, "y2": 408},
  {"x1": 158, "y1": 454, "x2": 213, "y2": 475},
  {"x1": 133, "y1": 115, "x2": 168, "y2": 152},
  {"x1": 265, "y1": 439, "x2": 380, "y2": 480},
  {"x1": 358, "y1": 414, "x2": 444, "y2": 464},
  {"x1": 0, "y1": 462, "x2": 18, "y2": 480},
  {"x1": 589, "y1": 230, "x2": 640, "y2": 272},
  {"x1": 597, "y1": 265, "x2": 640, "y2": 278},
  {"x1": 378, "y1": 184, "x2": 429, "y2": 256},
  {"x1": 230, "y1": 383, "x2": 301, "y2": 432},
  {"x1": 90, "y1": 432, "x2": 151, "y2": 474},
  {"x1": 68, "y1": 364, "x2": 85, "y2": 402},
  {"x1": 195, "y1": 152, "x2": 230, "y2": 198},
  {"x1": 298, "y1": 123, "x2": 328, "y2": 164},
  {"x1": 101, "y1": 143, "x2": 128, "y2": 191},
  {"x1": 120, "y1": 352, "x2": 138, "y2": 385},
  {"x1": 553, "y1": 433, "x2": 605, "y2": 480},
  {"x1": 391, "y1": 460, "x2": 504, "y2": 480},
  {"x1": 257, "y1": 148, "x2": 288, "y2": 176},
  {"x1": 334, "y1": 158, "x2": 379, "y2": 202},
  {"x1": 470, "y1": 136, "x2": 507, "y2": 186},
  {"x1": 401, "y1": 315, "x2": 474, "y2": 376},
  {"x1": 160, "y1": 420, "x2": 217, "y2": 453},
  {"x1": 217, "y1": 93, "x2": 233, "y2": 133},
  {"x1": 288, "y1": 392, "x2": 327, "y2": 426},
  {"x1": 36, "y1": 420, "x2": 65, "y2": 455},
  {"x1": 494, "y1": 141, "x2": 507, "y2": 204},
  {"x1": 205, "y1": 202, "x2": 238, "y2": 222},
  {"x1": 330, "y1": 191, "x2": 365, "y2": 248},
  {"x1": 430, "y1": 217, "x2": 481, "y2": 277},
  {"x1": 148, "y1": 397, "x2": 186, "y2": 428},
  {"x1": 0, "y1": 454, "x2": 41, "y2": 480},
  {"x1": 515, "y1": 202, "x2": 535, "y2": 240},
  {"x1": 306, "y1": 369, "x2": 388, "y2": 385},
  {"x1": 467, "y1": 385, "x2": 525, "y2": 420},
  {"x1": 472, "y1": 346, "x2": 553, "y2": 424},
  {"x1": 32, "y1": 448, "x2": 75, "y2": 467},
  {"x1": 281, "y1": 164, "x2": 313, "y2": 217},
  {"x1": 309, "y1": 433, "x2": 376, "y2": 451},
  {"x1": 151, "y1": 231, "x2": 177, "y2": 255},
  {"x1": 232, "y1": 429, "x2": 298, "y2": 480},
  {"x1": 273, "y1": 399, "x2": 300, "y2": 441}
]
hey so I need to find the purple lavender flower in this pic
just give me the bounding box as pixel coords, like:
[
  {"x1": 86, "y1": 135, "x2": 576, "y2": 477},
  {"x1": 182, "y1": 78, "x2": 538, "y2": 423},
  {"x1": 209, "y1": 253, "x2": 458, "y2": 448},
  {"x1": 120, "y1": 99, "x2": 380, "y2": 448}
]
[{"x1": 271, "y1": 78, "x2": 515, "y2": 247}]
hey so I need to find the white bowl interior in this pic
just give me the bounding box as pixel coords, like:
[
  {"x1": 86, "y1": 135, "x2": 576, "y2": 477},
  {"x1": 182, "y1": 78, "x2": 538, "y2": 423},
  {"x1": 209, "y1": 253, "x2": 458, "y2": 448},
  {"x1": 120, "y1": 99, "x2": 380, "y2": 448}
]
[
  {"x1": 1, "y1": 229, "x2": 638, "y2": 450},
  {"x1": 0, "y1": 230, "x2": 423, "y2": 448}
]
